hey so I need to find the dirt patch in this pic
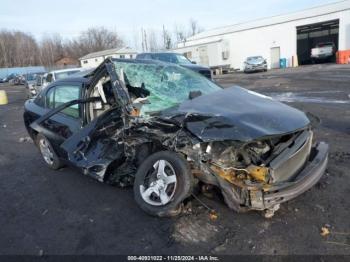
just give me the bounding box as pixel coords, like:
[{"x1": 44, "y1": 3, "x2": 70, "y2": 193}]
[{"x1": 173, "y1": 215, "x2": 219, "y2": 244}]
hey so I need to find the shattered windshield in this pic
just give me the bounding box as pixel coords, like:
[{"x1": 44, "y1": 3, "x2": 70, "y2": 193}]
[{"x1": 114, "y1": 61, "x2": 220, "y2": 115}]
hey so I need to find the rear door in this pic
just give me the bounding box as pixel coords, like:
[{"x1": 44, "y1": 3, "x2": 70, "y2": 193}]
[
  {"x1": 30, "y1": 60, "x2": 131, "y2": 179},
  {"x1": 58, "y1": 60, "x2": 130, "y2": 176},
  {"x1": 36, "y1": 82, "x2": 83, "y2": 157}
]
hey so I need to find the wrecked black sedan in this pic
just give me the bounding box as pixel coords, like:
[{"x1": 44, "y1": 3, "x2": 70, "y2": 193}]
[{"x1": 24, "y1": 58, "x2": 329, "y2": 217}]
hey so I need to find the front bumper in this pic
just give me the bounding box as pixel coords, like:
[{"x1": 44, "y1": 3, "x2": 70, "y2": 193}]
[
  {"x1": 244, "y1": 64, "x2": 267, "y2": 72},
  {"x1": 311, "y1": 54, "x2": 333, "y2": 59},
  {"x1": 250, "y1": 142, "x2": 329, "y2": 210}
]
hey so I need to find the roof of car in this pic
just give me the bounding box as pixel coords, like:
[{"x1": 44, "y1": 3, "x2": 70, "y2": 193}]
[
  {"x1": 137, "y1": 52, "x2": 181, "y2": 56},
  {"x1": 49, "y1": 68, "x2": 83, "y2": 74},
  {"x1": 53, "y1": 77, "x2": 90, "y2": 84}
]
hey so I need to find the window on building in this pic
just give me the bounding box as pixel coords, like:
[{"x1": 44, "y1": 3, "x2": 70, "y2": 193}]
[
  {"x1": 330, "y1": 28, "x2": 339, "y2": 35},
  {"x1": 83, "y1": 60, "x2": 88, "y2": 64},
  {"x1": 297, "y1": 33, "x2": 308, "y2": 40},
  {"x1": 120, "y1": 55, "x2": 125, "y2": 59},
  {"x1": 184, "y1": 52, "x2": 192, "y2": 60},
  {"x1": 309, "y1": 30, "x2": 329, "y2": 38},
  {"x1": 129, "y1": 54, "x2": 133, "y2": 59}
]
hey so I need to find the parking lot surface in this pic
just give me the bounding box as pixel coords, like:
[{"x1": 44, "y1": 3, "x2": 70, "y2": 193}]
[{"x1": 0, "y1": 64, "x2": 349, "y2": 255}]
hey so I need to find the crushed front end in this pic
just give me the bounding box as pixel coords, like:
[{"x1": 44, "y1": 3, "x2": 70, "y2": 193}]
[{"x1": 187, "y1": 128, "x2": 329, "y2": 216}]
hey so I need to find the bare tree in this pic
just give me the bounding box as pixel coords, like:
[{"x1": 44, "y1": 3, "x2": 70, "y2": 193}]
[
  {"x1": 162, "y1": 25, "x2": 172, "y2": 50},
  {"x1": 141, "y1": 28, "x2": 148, "y2": 52},
  {"x1": 39, "y1": 34, "x2": 64, "y2": 67},
  {"x1": 0, "y1": 30, "x2": 40, "y2": 67},
  {"x1": 80, "y1": 27, "x2": 123, "y2": 53},
  {"x1": 174, "y1": 24, "x2": 187, "y2": 43},
  {"x1": 65, "y1": 27, "x2": 124, "y2": 59},
  {"x1": 0, "y1": 21, "x2": 205, "y2": 68},
  {"x1": 148, "y1": 29, "x2": 159, "y2": 52},
  {"x1": 188, "y1": 18, "x2": 204, "y2": 37}
]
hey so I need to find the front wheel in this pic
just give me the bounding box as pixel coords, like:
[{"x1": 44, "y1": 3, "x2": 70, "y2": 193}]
[{"x1": 133, "y1": 151, "x2": 193, "y2": 217}]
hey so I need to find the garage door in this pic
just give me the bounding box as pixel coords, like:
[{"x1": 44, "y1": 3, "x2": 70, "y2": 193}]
[{"x1": 297, "y1": 19, "x2": 339, "y2": 65}]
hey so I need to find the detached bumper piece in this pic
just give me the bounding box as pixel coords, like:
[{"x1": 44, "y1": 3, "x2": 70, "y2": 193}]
[{"x1": 250, "y1": 142, "x2": 329, "y2": 210}]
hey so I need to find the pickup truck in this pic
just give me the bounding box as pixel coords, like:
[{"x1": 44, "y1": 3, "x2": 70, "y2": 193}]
[{"x1": 311, "y1": 42, "x2": 336, "y2": 62}]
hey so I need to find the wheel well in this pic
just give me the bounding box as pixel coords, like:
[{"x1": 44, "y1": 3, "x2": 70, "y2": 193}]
[{"x1": 134, "y1": 141, "x2": 167, "y2": 167}]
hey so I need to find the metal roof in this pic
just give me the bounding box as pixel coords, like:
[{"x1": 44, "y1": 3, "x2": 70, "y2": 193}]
[
  {"x1": 79, "y1": 47, "x2": 137, "y2": 60},
  {"x1": 182, "y1": 0, "x2": 350, "y2": 44}
]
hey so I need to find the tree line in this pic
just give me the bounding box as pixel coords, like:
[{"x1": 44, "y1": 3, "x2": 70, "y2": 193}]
[
  {"x1": 0, "y1": 19, "x2": 203, "y2": 68},
  {"x1": 0, "y1": 27, "x2": 124, "y2": 68}
]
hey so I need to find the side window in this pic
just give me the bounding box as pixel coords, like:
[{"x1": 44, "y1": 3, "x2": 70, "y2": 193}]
[
  {"x1": 34, "y1": 93, "x2": 45, "y2": 107},
  {"x1": 46, "y1": 87, "x2": 55, "y2": 109},
  {"x1": 46, "y1": 73, "x2": 53, "y2": 83},
  {"x1": 143, "y1": 54, "x2": 152, "y2": 59},
  {"x1": 36, "y1": 76, "x2": 41, "y2": 86},
  {"x1": 55, "y1": 85, "x2": 80, "y2": 118},
  {"x1": 45, "y1": 85, "x2": 81, "y2": 118}
]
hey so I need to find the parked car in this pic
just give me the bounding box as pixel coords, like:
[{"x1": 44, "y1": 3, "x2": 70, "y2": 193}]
[
  {"x1": 136, "y1": 52, "x2": 212, "y2": 79},
  {"x1": 3, "y1": 73, "x2": 17, "y2": 83},
  {"x1": 24, "y1": 58, "x2": 328, "y2": 218},
  {"x1": 243, "y1": 56, "x2": 268, "y2": 73},
  {"x1": 13, "y1": 74, "x2": 26, "y2": 85},
  {"x1": 25, "y1": 72, "x2": 46, "y2": 98},
  {"x1": 42, "y1": 68, "x2": 83, "y2": 88},
  {"x1": 311, "y1": 42, "x2": 336, "y2": 63}
]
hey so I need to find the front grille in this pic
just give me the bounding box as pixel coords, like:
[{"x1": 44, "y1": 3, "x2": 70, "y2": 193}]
[
  {"x1": 199, "y1": 70, "x2": 212, "y2": 79},
  {"x1": 269, "y1": 130, "x2": 313, "y2": 183}
]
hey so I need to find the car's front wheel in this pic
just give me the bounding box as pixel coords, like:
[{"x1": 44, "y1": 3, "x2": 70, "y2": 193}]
[
  {"x1": 133, "y1": 151, "x2": 193, "y2": 217},
  {"x1": 36, "y1": 134, "x2": 63, "y2": 170}
]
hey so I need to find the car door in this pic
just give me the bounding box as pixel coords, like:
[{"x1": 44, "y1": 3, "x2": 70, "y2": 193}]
[
  {"x1": 30, "y1": 59, "x2": 131, "y2": 181},
  {"x1": 39, "y1": 82, "x2": 83, "y2": 158},
  {"x1": 59, "y1": 61, "x2": 130, "y2": 166}
]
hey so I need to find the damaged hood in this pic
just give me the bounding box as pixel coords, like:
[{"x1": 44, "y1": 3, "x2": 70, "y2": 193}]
[{"x1": 166, "y1": 86, "x2": 310, "y2": 142}]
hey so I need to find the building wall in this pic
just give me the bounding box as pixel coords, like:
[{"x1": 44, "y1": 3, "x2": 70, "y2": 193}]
[
  {"x1": 175, "y1": 9, "x2": 350, "y2": 70},
  {"x1": 80, "y1": 53, "x2": 137, "y2": 68},
  {"x1": 55, "y1": 57, "x2": 79, "y2": 67}
]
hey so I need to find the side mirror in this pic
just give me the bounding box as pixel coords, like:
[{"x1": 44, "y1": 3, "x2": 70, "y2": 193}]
[{"x1": 191, "y1": 61, "x2": 197, "y2": 64}]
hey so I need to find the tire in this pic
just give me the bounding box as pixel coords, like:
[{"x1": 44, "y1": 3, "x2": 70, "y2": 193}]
[
  {"x1": 36, "y1": 134, "x2": 63, "y2": 170},
  {"x1": 133, "y1": 151, "x2": 193, "y2": 217}
]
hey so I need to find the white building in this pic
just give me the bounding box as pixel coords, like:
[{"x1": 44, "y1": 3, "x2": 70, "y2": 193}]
[
  {"x1": 174, "y1": 0, "x2": 350, "y2": 71},
  {"x1": 79, "y1": 47, "x2": 138, "y2": 68}
]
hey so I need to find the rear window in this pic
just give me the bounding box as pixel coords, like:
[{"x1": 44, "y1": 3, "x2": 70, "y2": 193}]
[
  {"x1": 153, "y1": 54, "x2": 177, "y2": 63},
  {"x1": 55, "y1": 70, "x2": 80, "y2": 80}
]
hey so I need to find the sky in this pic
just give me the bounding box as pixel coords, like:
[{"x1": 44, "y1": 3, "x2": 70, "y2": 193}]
[{"x1": 0, "y1": 0, "x2": 341, "y2": 48}]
